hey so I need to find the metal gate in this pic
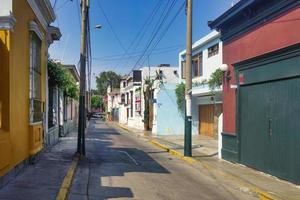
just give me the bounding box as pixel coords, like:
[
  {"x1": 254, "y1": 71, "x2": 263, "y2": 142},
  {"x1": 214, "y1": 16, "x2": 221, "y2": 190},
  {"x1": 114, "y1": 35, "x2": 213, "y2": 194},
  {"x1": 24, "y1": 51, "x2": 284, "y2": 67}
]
[
  {"x1": 239, "y1": 78, "x2": 300, "y2": 183},
  {"x1": 236, "y1": 43, "x2": 300, "y2": 184}
]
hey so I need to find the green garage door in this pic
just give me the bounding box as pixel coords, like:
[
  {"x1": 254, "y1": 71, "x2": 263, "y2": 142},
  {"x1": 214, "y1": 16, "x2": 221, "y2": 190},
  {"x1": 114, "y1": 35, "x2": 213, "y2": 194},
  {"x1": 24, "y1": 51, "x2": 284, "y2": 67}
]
[{"x1": 240, "y1": 76, "x2": 300, "y2": 184}]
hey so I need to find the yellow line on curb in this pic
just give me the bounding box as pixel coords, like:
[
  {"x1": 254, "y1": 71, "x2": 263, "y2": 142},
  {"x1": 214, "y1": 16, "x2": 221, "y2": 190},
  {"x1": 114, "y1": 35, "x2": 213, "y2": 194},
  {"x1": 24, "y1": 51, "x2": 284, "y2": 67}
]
[
  {"x1": 149, "y1": 139, "x2": 281, "y2": 200},
  {"x1": 149, "y1": 140, "x2": 197, "y2": 165},
  {"x1": 56, "y1": 156, "x2": 79, "y2": 200},
  {"x1": 112, "y1": 122, "x2": 281, "y2": 200}
]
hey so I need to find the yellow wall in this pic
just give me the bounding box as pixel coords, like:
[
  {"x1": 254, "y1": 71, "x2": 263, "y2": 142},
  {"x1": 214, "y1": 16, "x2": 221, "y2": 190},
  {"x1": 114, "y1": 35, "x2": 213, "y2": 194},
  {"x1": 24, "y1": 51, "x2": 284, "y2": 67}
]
[{"x1": 0, "y1": 0, "x2": 47, "y2": 177}]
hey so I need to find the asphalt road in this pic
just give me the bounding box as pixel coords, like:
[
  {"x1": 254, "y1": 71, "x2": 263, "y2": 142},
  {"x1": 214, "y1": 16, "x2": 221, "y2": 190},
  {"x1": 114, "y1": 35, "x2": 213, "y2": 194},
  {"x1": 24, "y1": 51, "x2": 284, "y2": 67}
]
[{"x1": 68, "y1": 120, "x2": 258, "y2": 200}]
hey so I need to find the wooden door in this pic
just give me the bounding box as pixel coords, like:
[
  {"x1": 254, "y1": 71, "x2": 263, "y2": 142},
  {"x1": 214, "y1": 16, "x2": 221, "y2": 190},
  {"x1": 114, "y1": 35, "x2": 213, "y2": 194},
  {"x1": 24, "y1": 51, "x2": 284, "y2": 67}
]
[{"x1": 199, "y1": 105, "x2": 214, "y2": 137}]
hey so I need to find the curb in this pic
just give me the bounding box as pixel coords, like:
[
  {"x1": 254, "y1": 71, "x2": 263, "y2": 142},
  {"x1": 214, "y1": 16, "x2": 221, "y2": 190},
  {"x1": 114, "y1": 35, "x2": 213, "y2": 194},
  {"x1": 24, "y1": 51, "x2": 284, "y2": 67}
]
[
  {"x1": 56, "y1": 156, "x2": 79, "y2": 200},
  {"x1": 150, "y1": 139, "x2": 280, "y2": 200},
  {"x1": 149, "y1": 140, "x2": 197, "y2": 164},
  {"x1": 113, "y1": 122, "x2": 281, "y2": 200}
]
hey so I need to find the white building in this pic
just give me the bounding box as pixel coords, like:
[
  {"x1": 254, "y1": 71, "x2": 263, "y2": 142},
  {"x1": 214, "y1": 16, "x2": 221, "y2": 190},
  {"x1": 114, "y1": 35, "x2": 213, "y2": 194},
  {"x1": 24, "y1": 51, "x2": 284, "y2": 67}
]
[
  {"x1": 118, "y1": 74, "x2": 144, "y2": 129},
  {"x1": 118, "y1": 65, "x2": 180, "y2": 134},
  {"x1": 179, "y1": 31, "x2": 223, "y2": 155},
  {"x1": 106, "y1": 86, "x2": 121, "y2": 121},
  {"x1": 139, "y1": 65, "x2": 179, "y2": 134}
]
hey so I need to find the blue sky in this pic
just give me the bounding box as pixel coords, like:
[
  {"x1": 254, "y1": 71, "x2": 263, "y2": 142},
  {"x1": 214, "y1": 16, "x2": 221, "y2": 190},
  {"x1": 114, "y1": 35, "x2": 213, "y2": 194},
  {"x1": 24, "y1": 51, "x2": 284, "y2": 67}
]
[{"x1": 49, "y1": 0, "x2": 235, "y2": 89}]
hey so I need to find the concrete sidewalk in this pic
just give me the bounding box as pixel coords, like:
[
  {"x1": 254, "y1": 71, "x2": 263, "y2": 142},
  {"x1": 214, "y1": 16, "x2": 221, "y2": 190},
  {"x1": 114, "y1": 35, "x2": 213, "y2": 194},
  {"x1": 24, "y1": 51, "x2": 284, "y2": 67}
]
[
  {"x1": 113, "y1": 122, "x2": 300, "y2": 200},
  {"x1": 0, "y1": 131, "x2": 78, "y2": 200}
]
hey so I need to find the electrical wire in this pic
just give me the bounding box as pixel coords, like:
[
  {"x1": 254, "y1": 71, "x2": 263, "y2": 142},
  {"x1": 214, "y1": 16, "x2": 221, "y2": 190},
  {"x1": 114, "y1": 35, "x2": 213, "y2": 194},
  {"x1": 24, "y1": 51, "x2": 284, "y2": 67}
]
[
  {"x1": 113, "y1": 0, "x2": 164, "y2": 71},
  {"x1": 127, "y1": 0, "x2": 178, "y2": 75},
  {"x1": 96, "y1": 0, "x2": 127, "y2": 53},
  {"x1": 139, "y1": 1, "x2": 185, "y2": 67},
  {"x1": 92, "y1": 44, "x2": 184, "y2": 60}
]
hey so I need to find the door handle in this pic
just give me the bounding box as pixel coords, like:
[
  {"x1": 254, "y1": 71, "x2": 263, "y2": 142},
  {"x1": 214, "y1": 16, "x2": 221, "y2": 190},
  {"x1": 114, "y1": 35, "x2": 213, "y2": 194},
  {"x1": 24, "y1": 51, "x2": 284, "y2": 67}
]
[{"x1": 268, "y1": 118, "x2": 272, "y2": 136}]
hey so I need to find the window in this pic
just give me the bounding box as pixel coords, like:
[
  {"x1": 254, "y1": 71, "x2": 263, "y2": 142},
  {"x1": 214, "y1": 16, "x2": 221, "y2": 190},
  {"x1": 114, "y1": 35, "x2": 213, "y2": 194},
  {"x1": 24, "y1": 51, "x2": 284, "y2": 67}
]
[
  {"x1": 121, "y1": 94, "x2": 125, "y2": 104},
  {"x1": 208, "y1": 44, "x2": 219, "y2": 58},
  {"x1": 192, "y1": 53, "x2": 203, "y2": 78},
  {"x1": 181, "y1": 61, "x2": 186, "y2": 79},
  {"x1": 123, "y1": 81, "x2": 126, "y2": 88},
  {"x1": 30, "y1": 32, "x2": 43, "y2": 123}
]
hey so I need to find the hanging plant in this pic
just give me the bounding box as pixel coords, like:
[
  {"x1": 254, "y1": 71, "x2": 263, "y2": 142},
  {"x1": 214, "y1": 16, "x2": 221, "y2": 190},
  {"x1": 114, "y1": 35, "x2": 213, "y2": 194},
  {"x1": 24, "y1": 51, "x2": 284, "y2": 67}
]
[
  {"x1": 48, "y1": 60, "x2": 79, "y2": 100},
  {"x1": 208, "y1": 68, "x2": 223, "y2": 91},
  {"x1": 175, "y1": 83, "x2": 185, "y2": 113}
]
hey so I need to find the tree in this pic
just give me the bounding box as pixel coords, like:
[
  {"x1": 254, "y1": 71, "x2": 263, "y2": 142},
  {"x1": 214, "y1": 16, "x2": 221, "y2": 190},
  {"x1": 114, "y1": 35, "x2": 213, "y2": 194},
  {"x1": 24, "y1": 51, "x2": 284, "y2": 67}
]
[
  {"x1": 95, "y1": 71, "x2": 121, "y2": 95},
  {"x1": 91, "y1": 95, "x2": 103, "y2": 109}
]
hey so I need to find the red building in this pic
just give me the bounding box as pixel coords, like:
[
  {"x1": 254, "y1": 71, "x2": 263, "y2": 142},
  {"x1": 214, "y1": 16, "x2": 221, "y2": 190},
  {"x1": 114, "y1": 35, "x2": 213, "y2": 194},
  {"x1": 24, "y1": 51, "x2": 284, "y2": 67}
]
[{"x1": 209, "y1": 0, "x2": 300, "y2": 184}]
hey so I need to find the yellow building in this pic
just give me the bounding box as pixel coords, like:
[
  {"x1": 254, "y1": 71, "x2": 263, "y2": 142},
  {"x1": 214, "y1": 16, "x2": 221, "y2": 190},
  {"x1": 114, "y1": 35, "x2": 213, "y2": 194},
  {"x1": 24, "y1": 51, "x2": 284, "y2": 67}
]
[{"x1": 0, "y1": 0, "x2": 59, "y2": 183}]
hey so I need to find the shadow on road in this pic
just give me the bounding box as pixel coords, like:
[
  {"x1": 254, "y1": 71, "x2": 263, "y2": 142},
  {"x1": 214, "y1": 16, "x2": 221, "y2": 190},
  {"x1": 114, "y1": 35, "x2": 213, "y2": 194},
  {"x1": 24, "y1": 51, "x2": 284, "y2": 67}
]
[{"x1": 69, "y1": 120, "x2": 170, "y2": 199}]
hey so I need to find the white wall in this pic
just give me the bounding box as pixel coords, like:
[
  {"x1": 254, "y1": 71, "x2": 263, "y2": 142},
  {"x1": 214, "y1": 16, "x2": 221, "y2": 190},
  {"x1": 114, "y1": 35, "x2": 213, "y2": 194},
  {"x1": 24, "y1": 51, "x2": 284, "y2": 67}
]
[
  {"x1": 178, "y1": 31, "x2": 222, "y2": 84},
  {"x1": 0, "y1": 0, "x2": 12, "y2": 16},
  {"x1": 140, "y1": 66, "x2": 179, "y2": 85}
]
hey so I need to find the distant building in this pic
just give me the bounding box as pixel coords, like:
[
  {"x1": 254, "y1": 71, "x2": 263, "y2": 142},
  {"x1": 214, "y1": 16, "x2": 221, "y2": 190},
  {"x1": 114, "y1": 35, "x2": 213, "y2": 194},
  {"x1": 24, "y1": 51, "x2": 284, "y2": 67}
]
[
  {"x1": 106, "y1": 86, "x2": 120, "y2": 122},
  {"x1": 118, "y1": 65, "x2": 182, "y2": 136}
]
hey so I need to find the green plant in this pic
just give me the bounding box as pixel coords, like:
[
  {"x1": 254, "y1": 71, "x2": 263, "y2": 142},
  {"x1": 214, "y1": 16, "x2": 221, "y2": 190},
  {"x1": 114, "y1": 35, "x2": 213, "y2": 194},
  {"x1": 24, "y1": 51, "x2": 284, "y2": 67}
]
[
  {"x1": 48, "y1": 60, "x2": 79, "y2": 99},
  {"x1": 91, "y1": 95, "x2": 103, "y2": 109},
  {"x1": 193, "y1": 79, "x2": 207, "y2": 87},
  {"x1": 143, "y1": 77, "x2": 154, "y2": 124},
  {"x1": 175, "y1": 83, "x2": 185, "y2": 113},
  {"x1": 208, "y1": 69, "x2": 223, "y2": 91},
  {"x1": 95, "y1": 71, "x2": 121, "y2": 95}
]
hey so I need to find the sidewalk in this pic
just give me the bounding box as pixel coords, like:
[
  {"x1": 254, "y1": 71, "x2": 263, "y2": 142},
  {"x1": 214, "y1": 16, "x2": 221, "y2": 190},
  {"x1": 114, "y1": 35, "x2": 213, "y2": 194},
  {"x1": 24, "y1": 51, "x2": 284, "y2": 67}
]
[
  {"x1": 112, "y1": 122, "x2": 300, "y2": 200},
  {"x1": 0, "y1": 131, "x2": 78, "y2": 200}
]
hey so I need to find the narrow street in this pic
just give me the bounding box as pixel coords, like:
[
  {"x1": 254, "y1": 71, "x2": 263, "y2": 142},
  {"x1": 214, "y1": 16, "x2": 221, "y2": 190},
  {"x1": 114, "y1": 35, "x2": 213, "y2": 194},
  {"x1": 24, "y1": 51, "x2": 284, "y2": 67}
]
[
  {"x1": 69, "y1": 119, "x2": 258, "y2": 200},
  {"x1": 0, "y1": 119, "x2": 258, "y2": 200}
]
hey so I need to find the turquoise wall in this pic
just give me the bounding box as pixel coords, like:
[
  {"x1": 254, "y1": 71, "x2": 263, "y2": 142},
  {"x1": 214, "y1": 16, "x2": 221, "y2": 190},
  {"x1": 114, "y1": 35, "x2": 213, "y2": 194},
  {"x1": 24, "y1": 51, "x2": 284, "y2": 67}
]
[{"x1": 156, "y1": 84, "x2": 184, "y2": 135}]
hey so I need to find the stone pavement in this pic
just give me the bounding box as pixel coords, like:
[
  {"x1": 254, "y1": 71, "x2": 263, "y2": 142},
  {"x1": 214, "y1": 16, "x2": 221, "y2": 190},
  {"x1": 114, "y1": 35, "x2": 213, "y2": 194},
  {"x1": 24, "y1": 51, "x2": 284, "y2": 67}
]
[
  {"x1": 0, "y1": 131, "x2": 78, "y2": 200},
  {"x1": 113, "y1": 122, "x2": 300, "y2": 200}
]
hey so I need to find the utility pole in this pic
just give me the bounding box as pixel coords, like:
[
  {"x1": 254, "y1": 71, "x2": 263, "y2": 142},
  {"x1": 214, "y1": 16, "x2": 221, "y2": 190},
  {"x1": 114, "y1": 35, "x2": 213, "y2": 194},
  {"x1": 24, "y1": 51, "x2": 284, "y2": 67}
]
[
  {"x1": 184, "y1": 0, "x2": 192, "y2": 157},
  {"x1": 77, "y1": 0, "x2": 89, "y2": 156}
]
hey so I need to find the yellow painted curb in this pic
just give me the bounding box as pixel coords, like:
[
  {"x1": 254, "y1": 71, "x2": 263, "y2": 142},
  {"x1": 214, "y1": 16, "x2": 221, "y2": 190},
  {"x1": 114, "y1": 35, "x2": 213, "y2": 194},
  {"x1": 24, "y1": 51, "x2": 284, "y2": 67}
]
[
  {"x1": 149, "y1": 140, "x2": 197, "y2": 165},
  {"x1": 149, "y1": 139, "x2": 280, "y2": 200},
  {"x1": 113, "y1": 123, "x2": 281, "y2": 200},
  {"x1": 56, "y1": 156, "x2": 79, "y2": 200}
]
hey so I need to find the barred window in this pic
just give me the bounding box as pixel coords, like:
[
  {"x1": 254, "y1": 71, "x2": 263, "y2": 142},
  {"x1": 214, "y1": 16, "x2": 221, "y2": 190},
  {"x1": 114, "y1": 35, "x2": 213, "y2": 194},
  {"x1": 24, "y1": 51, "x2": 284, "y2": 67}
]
[
  {"x1": 192, "y1": 53, "x2": 203, "y2": 78},
  {"x1": 208, "y1": 44, "x2": 219, "y2": 58},
  {"x1": 30, "y1": 32, "x2": 43, "y2": 123}
]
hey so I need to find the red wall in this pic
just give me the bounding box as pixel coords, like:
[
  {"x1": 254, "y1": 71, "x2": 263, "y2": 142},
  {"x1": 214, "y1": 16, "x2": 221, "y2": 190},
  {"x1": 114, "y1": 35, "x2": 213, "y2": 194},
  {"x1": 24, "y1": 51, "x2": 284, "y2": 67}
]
[{"x1": 223, "y1": 6, "x2": 300, "y2": 134}]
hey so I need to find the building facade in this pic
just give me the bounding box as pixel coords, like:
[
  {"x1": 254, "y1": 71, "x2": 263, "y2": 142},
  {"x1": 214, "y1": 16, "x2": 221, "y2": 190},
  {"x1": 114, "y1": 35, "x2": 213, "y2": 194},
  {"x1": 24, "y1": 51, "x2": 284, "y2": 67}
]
[
  {"x1": 179, "y1": 31, "x2": 223, "y2": 141},
  {"x1": 140, "y1": 65, "x2": 181, "y2": 135},
  {"x1": 118, "y1": 74, "x2": 144, "y2": 129},
  {"x1": 0, "y1": 0, "x2": 57, "y2": 185},
  {"x1": 209, "y1": 0, "x2": 300, "y2": 184}
]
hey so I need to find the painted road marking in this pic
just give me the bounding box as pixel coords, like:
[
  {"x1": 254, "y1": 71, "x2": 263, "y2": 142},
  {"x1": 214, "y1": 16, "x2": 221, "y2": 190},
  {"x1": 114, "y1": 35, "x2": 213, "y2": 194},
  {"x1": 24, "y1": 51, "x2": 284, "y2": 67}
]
[{"x1": 119, "y1": 150, "x2": 139, "y2": 166}]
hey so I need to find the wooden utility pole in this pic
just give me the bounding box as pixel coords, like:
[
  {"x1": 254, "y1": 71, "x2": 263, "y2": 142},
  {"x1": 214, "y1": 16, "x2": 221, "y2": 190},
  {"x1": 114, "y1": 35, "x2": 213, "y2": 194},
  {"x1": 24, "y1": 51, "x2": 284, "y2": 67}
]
[
  {"x1": 184, "y1": 0, "x2": 192, "y2": 157},
  {"x1": 77, "y1": 0, "x2": 89, "y2": 156}
]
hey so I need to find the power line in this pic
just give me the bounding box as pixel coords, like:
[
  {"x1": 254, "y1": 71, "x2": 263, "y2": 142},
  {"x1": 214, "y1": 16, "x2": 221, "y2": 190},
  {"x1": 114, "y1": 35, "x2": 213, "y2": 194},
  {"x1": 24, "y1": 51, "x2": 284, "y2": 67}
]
[
  {"x1": 75, "y1": 0, "x2": 81, "y2": 28},
  {"x1": 113, "y1": 0, "x2": 164, "y2": 71},
  {"x1": 93, "y1": 47, "x2": 181, "y2": 62},
  {"x1": 56, "y1": 0, "x2": 71, "y2": 11},
  {"x1": 128, "y1": 0, "x2": 178, "y2": 75},
  {"x1": 139, "y1": 1, "x2": 185, "y2": 67},
  {"x1": 92, "y1": 44, "x2": 184, "y2": 60},
  {"x1": 96, "y1": 0, "x2": 127, "y2": 53}
]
